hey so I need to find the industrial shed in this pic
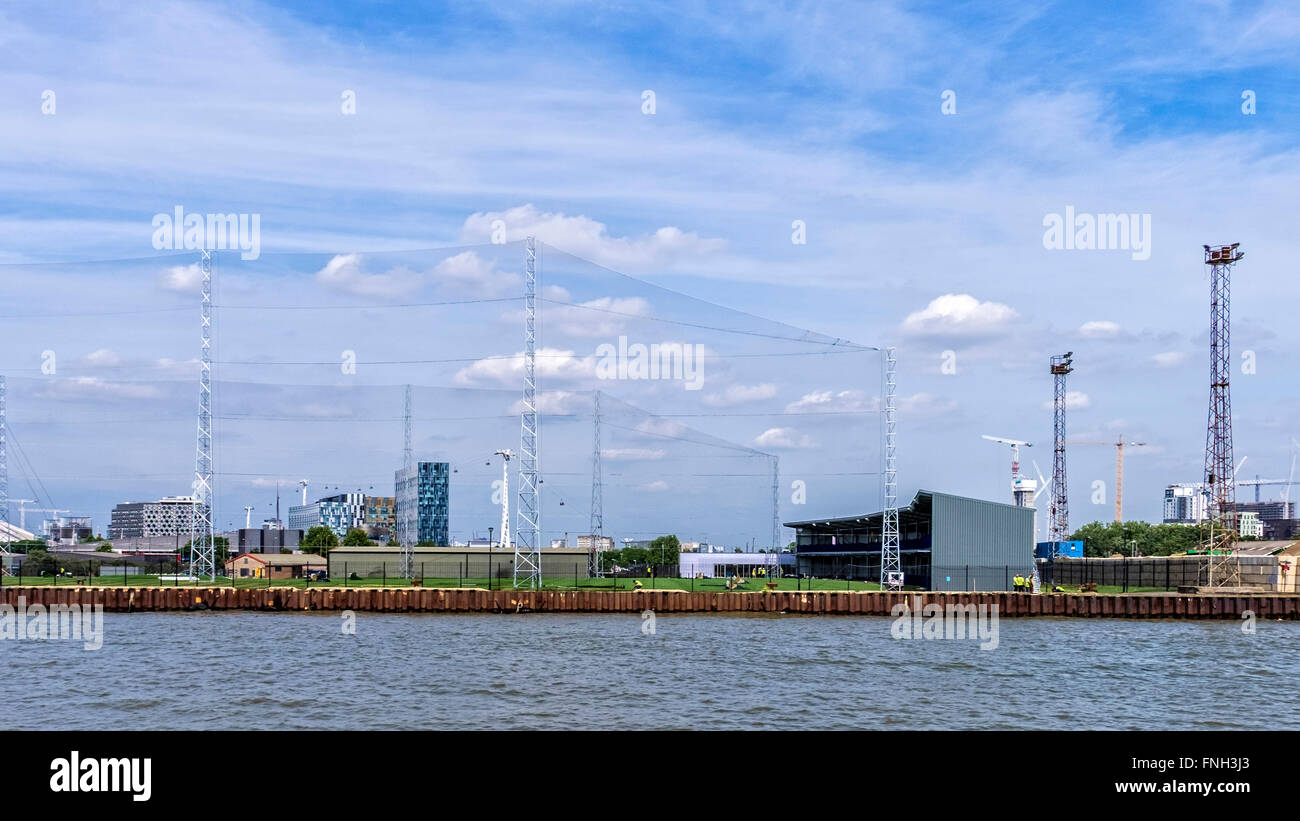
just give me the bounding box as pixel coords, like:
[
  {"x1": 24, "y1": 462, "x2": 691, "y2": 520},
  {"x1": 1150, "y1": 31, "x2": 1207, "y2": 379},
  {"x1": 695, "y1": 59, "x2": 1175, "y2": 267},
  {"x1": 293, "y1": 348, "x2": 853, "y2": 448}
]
[{"x1": 785, "y1": 489, "x2": 1034, "y2": 591}]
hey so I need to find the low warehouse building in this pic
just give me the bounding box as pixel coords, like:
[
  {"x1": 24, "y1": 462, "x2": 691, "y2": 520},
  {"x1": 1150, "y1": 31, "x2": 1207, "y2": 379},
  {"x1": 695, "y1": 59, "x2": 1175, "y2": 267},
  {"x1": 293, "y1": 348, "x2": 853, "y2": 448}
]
[
  {"x1": 679, "y1": 552, "x2": 795, "y2": 578},
  {"x1": 785, "y1": 489, "x2": 1034, "y2": 591},
  {"x1": 228, "y1": 553, "x2": 327, "y2": 580},
  {"x1": 325, "y1": 546, "x2": 591, "y2": 581}
]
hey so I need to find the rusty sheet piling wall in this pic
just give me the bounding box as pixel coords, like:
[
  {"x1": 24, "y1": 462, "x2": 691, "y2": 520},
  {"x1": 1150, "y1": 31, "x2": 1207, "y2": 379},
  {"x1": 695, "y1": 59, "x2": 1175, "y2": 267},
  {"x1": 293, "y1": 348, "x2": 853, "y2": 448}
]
[{"x1": 2, "y1": 587, "x2": 1297, "y2": 619}]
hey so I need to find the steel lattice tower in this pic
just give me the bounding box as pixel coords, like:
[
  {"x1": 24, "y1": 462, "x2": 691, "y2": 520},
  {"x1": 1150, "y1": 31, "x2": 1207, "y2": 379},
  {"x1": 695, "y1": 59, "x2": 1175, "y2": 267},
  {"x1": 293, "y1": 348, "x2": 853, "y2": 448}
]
[
  {"x1": 879, "y1": 347, "x2": 900, "y2": 590},
  {"x1": 188, "y1": 250, "x2": 216, "y2": 581},
  {"x1": 1202, "y1": 243, "x2": 1243, "y2": 587},
  {"x1": 514, "y1": 237, "x2": 541, "y2": 588},
  {"x1": 399, "y1": 384, "x2": 414, "y2": 577},
  {"x1": 0, "y1": 375, "x2": 8, "y2": 537},
  {"x1": 588, "y1": 390, "x2": 603, "y2": 577},
  {"x1": 1048, "y1": 352, "x2": 1074, "y2": 547}
]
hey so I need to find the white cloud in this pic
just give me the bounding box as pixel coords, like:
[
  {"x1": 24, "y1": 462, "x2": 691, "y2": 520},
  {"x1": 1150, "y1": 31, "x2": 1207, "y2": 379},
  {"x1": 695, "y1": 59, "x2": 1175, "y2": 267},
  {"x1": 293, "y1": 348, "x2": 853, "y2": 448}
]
[
  {"x1": 509, "y1": 390, "x2": 588, "y2": 415},
  {"x1": 899, "y1": 392, "x2": 957, "y2": 416},
  {"x1": 460, "y1": 204, "x2": 727, "y2": 270},
  {"x1": 636, "y1": 418, "x2": 688, "y2": 438},
  {"x1": 704, "y1": 383, "x2": 777, "y2": 407},
  {"x1": 901, "y1": 294, "x2": 1020, "y2": 339},
  {"x1": 602, "y1": 448, "x2": 667, "y2": 461},
  {"x1": 431, "y1": 251, "x2": 520, "y2": 298},
  {"x1": 314, "y1": 253, "x2": 421, "y2": 298},
  {"x1": 754, "y1": 427, "x2": 816, "y2": 449},
  {"x1": 538, "y1": 295, "x2": 653, "y2": 338},
  {"x1": 159, "y1": 263, "x2": 202, "y2": 293},
  {"x1": 1042, "y1": 391, "x2": 1091, "y2": 411},
  {"x1": 455, "y1": 348, "x2": 594, "y2": 386},
  {"x1": 786, "y1": 389, "x2": 873, "y2": 413},
  {"x1": 83, "y1": 348, "x2": 121, "y2": 366},
  {"x1": 1151, "y1": 351, "x2": 1187, "y2": 368},
  {"x1": 1078, "y1": 320, "x2": 1122, "y2": 339},
  {"x1": 35, "y1": 377, "x2": 163, "y2": 401},
  {"x1": 641, "y1": 480, "x2": 671, "y2": 492}
]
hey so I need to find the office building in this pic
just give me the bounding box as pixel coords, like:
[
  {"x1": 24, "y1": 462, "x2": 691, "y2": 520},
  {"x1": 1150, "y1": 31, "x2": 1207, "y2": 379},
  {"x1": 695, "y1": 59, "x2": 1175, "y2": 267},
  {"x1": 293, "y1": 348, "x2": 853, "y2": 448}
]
[
  {"x1": 365, "y1": 495, "x2": 396, "y2": 540},
  {"x1": 43, "y1": 515, "x2": 93, "y2": 545},
  {"x1": 234, "y1": 525, "x2": 304, "y2": 555},
  {"x1": 1162, "y1": 483, "x2": 1207, "y2": 524},
  {"x1": 287, "y1": 493, "x2": 367, "y2": 539},
  {"x1": 395, "y1": 461, "x2": 449, "y2": 546},
  {"x1": 109, "y1": 496, "x2": 208, "y2": 538}
]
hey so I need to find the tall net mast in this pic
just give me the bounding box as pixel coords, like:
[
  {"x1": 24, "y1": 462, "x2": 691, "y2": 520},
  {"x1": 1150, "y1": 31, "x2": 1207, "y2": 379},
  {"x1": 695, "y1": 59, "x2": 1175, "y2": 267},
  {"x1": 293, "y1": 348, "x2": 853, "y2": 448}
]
[{"x1": 1202, "y1": 243, "x2": 1243, "y2": 587}]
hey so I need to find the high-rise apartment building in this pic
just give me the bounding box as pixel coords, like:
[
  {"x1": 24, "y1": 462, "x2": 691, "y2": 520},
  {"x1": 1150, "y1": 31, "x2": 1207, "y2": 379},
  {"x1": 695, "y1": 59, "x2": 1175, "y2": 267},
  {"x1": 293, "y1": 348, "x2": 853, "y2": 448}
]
[{"x1": 395, "y1": 462, "x2": 449, "y2": 546}]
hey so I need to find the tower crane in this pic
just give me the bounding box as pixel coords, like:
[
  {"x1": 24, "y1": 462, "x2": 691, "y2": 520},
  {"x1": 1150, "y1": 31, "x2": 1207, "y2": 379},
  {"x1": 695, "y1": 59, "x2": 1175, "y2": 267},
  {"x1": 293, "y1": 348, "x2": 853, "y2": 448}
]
[
  {"x1": 981, "y1": 435, "x2": 1035, "y2": 506},
  {"x1": 21, "y1": 506, "x2": 70, "y2": 532},
  {"x1": 1070, "y1": 437, "x2": 1147, "y2": 522}
]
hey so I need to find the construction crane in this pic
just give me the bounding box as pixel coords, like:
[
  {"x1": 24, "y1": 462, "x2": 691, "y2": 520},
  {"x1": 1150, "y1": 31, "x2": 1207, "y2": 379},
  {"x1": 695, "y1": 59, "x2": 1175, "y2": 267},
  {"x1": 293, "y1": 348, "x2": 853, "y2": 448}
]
[
  {"x1": 1238, "y1": 440, "x2": 1300, "y2": 503},
  {"x1": 21, "y1": 506, "x2": 70, "y2": 532},
  {"x1": 981, "y1": 435, "x2": 1036, "y2": 506},
  {"x1": 7, "y1": 499, "x2": 35, "y2": 530},
  {"x1": 1071, "y1": 437, "x2": 1147, "y2": 522}
]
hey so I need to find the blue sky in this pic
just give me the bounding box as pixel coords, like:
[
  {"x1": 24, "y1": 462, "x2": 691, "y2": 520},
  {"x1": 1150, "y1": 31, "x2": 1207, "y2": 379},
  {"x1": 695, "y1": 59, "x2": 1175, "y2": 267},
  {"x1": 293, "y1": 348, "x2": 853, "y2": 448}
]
[{"x1": 1, "y1": 0, "x2": 1298, "y2": 543}]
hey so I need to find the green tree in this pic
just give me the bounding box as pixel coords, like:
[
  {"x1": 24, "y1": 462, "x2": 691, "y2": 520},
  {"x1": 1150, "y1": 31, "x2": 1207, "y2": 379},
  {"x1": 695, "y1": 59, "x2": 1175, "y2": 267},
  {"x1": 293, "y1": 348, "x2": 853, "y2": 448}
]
[
  {"x1": 386, "y1": 535, "x2": 399, "y2": 546},
  {"x1": 182, "y1": 535, "x2": 230, "y2": 567},
  {"x1": 648, "y1": 534, "x2": 680, "y2": 567},
  {"x1": 301, "y1": 526, "x2": 339, "y2": 554},
  {"x1": 21, "y1": 548, "x2": 57, "y2": 575},
  {"x1": 342, "y1": 528, "x2": 374, "y2": 546},
  {"x1": 94, "y1": 544, "x2": 114, "y2": 553}
]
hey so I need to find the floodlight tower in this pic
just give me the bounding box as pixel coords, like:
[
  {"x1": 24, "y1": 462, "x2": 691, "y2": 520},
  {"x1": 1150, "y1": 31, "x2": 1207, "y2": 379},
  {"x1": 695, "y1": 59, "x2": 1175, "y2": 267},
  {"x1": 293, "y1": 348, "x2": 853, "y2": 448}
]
[
  {"x1": 588, "y1": 391, "x2": 603, "y2": 577},
  {"x1": 1203, "y1": 243, "x2": 1243, "y2": 587},
  {"x1": 188, "y1": 250, "x2": 216, "y2": 581},
  {"x1": 495, "y1": 449, "x2": 513, "y2": 549},
  {"x1": 1048, "y1": 352, "x2": 1074, "y2": 548},
  {"x1": 515, "y1": 237, "x2": 541, "y2": 588}
]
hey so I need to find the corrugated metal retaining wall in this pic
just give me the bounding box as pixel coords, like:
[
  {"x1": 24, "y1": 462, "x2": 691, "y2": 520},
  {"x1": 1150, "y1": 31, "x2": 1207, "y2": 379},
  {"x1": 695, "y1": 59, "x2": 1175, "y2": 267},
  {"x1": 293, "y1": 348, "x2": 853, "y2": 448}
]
[{"x1": 1, "y1": 587, "x2": 1296, "y2": 619}]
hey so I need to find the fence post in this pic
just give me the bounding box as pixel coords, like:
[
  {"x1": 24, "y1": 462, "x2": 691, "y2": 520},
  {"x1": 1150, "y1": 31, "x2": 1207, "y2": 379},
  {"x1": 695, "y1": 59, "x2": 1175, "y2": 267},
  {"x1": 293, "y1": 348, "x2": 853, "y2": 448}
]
[
  {"x1": 1165, "y1": 560, "x2": 1170, "y2": 591},
  {"x1": 383, "y1": 562, "x2": 386, "y2": 588},
  {"x1": 344, "y1": 562, "x2": 348, "y2": 588},
  {"x1": 1123, "y1": 559, "x2": 1129, "y2": 594},
  {"x1": 965, "y1": 565, "x2": 970, "y2": 591}
]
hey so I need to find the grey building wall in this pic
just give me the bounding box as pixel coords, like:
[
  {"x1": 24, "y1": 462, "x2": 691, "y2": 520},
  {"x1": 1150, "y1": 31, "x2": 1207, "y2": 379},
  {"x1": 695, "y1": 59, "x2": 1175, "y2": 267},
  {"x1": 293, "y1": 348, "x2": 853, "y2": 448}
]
[{"x1": 930, "y1": 492, "x2": 1035, "y2": 592}]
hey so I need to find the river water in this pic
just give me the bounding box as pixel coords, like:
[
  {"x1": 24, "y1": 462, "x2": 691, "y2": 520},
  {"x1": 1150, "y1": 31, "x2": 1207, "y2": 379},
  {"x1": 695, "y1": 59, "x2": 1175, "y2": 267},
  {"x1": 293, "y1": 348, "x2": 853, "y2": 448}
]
[{"x1": 4, "y1": 612, "x2": 1297, "y2": 730}]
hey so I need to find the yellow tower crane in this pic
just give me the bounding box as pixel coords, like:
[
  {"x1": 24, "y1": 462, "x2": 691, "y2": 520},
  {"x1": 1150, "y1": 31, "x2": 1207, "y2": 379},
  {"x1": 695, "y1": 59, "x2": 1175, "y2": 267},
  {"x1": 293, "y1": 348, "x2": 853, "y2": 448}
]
[{"x1": 1070, "y1": 437, "x2": 1147, "y2": 522}]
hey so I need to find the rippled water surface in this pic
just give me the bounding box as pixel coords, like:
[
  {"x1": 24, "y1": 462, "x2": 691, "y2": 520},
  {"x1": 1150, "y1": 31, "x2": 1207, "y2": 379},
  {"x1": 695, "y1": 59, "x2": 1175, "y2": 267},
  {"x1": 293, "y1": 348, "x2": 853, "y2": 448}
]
[{"x1": 5, "y1": 612, "x2": 1297, "y2": 730}]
